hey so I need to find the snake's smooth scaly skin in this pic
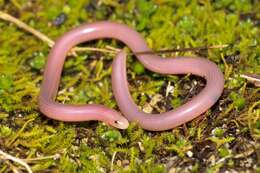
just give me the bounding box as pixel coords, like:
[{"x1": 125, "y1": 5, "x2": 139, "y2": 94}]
[{"x1": 39, "y1": 21, "x2": 224, "y2": 131}]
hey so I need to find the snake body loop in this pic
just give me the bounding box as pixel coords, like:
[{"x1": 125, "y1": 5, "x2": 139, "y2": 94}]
[{"x1": 39, "y1": 21, "x2": 224, "y2": 131}]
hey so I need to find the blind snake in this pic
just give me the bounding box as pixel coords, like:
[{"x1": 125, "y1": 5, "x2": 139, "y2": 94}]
[{"x1": 39, "y1": 21, "x2": 224, "y2": 131}]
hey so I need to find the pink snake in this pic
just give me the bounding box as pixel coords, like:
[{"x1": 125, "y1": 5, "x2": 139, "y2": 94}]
[{"x1": 39, "y1": 21, "x2": 224, "y2": 131}]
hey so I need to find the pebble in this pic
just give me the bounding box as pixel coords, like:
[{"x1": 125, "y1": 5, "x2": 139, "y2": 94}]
[
  {"x1": 122, "y1": 160, "x2": 129, "y2": 166},
  {"x1": 225, "y1": 51, "x2": 240, "y2": 64},
  {"x1": 53, "y1": 13, "x2": 67, "y2": 26},
  {"x1": 186, "y1": 150, "x2": 193, "y2": 157},
  {"x1": 138, "y1": 142, "x2": 145, "y2": 152}
]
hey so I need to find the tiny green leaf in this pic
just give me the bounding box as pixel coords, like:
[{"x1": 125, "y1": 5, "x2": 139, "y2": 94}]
[
  {"x1": 29, "y1": 53, "x2": 46, "y2": 70},
  {"x1": 101, "y1": 130, "x2": 122, "y2": 142},
  {"x1": 0, "y1": 74, "x2": 13, "y2": 90},
  {"x1": 133, "y1": 61, "x2": 145, "y2": 75}
]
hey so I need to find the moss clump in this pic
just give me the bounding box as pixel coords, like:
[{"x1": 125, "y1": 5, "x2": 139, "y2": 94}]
[
  {"x1": 133, "y1": 61, "x2": 145, "y2": 75},
  {"x1": 229, "y1": 91, "x2": 246, "y2": 110},
  {"x1": 0, "y1": 0, "x2": 259, "y2": 172}
]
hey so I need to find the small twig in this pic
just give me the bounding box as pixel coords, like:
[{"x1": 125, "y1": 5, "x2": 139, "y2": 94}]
[
  {"x1": 10, "y1": 0, "x2": 22, "y2": 10},
  {"x1": 0, "y1": 11, "x2": 117, "y2": 55},
  {"x1": 7, "y1": 118, "x2": 35, "y2": 146},
  {"x1": 0, "y1": 149, "x2": 33, "y2": 173},
  {"x1": 132, "y1": 44, "x2": 229, "y2": 55},
  {"x1": 72, "y1": 47, "x2": 116, "y2": 54},
  {"x1": 110, "y1": 152, "x2": 117, "y2": 172},
  {"x1": 0, "y1": 11, "x2": 54, "y2": 47},
  {"x1": 233, "y1": 148, "x2": 255, "y2": 159},
  {"x1": 22, "y1": 154, "x2": 60, "y2": 163},
  {"x1": 105, "y1": 45, "x2": 121, "y2": 52},
  {"x1": 240, "y1": 74, "x2": 260, "y2": 87},
  {"x1": 6, "y1": 161, "x2": 21, "y2": 173}
]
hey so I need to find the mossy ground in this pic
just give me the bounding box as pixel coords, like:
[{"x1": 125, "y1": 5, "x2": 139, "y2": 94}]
[{"x1": 0, "y1": 0, "x2": 259, "y2": 172}]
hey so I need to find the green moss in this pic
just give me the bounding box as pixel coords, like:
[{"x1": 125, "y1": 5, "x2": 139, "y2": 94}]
[
  {"x1": 218, "y1": 147, "x2": 231, "y2": 158},
  {"x1": 171, "y1": 97, "x2": 182, "y2": 108},
  {"x1": 256, "y1": 166, "x2": 260, "y2": 173},
  {"x1": 213, "y1": 127, "x2": 225, "y2": 137},
  {"x1": 0, "y1": 125, "x2": 13, "y2": 137},
  {"x1": 101, "y1": 130, "x2": 122, "y2": 142},
  {"x1": 0, "y1": 74, "x2": 13, "y2": 90},
  {"x1": 208, "y1": 136, "x2": 235, "y2": 148},
  {"x1": 133, "y1": 61, "x2": 145, "y2": 75},
  {"x1": 29, "y1": 52, "x2": 46, "y2": 70},
  {"x1": 229, "y1": 91, "x2": 246, "y2": 110},
  {"x1": 0, "y1": 0, "x2": 259, "y2": 172},
  {"x1": 166, "y1": 138, "x2": 192, "y2": 158}
]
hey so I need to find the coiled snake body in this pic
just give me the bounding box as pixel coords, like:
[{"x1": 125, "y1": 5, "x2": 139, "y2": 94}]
[{"x1": 39, "y1": 21, "x2": 224, "y2": 131}]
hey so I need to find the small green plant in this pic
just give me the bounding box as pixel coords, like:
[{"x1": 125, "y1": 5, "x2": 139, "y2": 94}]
[
  {"x1": 101, "y1": 130, "x2": 122, "y2": 142},
  {"x1": 229, "y1": 91, "x2": 246, "y2": 110},
  {"x1": 0, "y1": 74, "x2": 13, "y2": 90},
  {"x1": 218, "y1": 147, "x2": 231, "y2": 158},
  {"x1": 166, "y1": 138, "x2": 192, "y2": 158},
  {"x1": 29, "y1": 52, "x2": 46, "y2": 70},
  {"x1": 133, "y1": 61, "x2": 145, "y2": 75}
]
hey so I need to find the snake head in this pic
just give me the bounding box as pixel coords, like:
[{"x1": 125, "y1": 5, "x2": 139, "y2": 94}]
[
  {"x1": 110, "y1": 117, "x2": 129, "y2": 129},
  {"x1": 101, "y1": 108, "x2": 129, "y2": 129}
]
